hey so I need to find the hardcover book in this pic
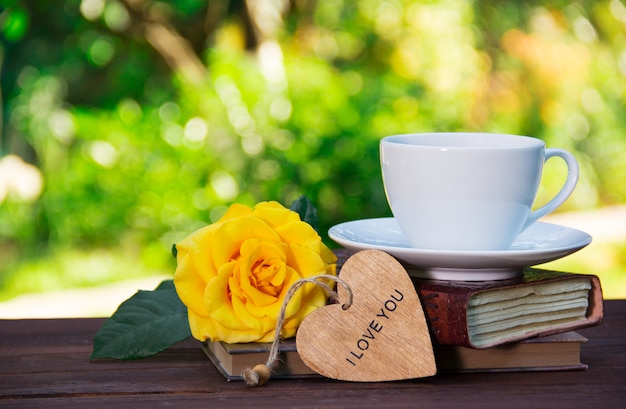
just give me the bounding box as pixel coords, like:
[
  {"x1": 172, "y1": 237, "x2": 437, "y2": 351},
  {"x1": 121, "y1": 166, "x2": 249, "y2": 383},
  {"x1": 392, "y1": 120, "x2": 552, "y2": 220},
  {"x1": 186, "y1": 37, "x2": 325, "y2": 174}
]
[
  {"x1": 410, "y1": 269, "x2": 603, "y2": 348},
  {"x1": 203, "y1": 331, "x2": 589, "y2": 381}
]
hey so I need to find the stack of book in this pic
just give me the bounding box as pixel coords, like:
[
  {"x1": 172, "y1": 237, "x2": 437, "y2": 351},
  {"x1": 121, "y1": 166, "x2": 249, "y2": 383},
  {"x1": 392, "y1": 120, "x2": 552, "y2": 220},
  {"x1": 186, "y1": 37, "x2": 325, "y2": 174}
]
[{"x1": 203, "y1": 250, "x2": 604, "y2": 380}]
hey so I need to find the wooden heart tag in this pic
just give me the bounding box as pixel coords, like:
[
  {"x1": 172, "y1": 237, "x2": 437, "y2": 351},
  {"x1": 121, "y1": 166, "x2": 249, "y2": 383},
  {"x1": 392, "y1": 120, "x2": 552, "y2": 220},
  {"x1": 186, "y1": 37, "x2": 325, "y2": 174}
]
[{"x1": 296, "y1": 250, "x2": 436, "y2": 382}]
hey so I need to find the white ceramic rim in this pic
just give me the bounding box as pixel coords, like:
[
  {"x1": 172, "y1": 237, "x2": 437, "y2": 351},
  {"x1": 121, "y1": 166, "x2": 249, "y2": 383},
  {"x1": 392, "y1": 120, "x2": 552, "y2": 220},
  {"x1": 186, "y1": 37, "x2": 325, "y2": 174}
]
[{"x1": 381, "y1": 132, "x2": 545, "y2": 150}]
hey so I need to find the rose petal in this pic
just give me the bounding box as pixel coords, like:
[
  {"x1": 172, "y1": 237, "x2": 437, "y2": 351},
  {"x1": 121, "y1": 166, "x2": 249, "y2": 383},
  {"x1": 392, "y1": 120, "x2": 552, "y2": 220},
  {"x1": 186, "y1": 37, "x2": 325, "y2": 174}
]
[
  {"x1": 275, "y1": 221, "x2": 321, "y2": 252},
  {"x1": 286, "y1": 243, "x2": 328, "y2": 279},
  {"x1": 218, "y1": 203, "x2": 253, "y2": 221},
  {"x1": 191, "y1": 307, "x2": 273, "y2": 343},
  {"x1": 173, "y1": 252, "x2": 210, "y2": 317},
  {"x1": 176, "y1": 223, "x2": 220, "y2": 283},
  {"x1": 252, "y1": 201, "x2": 300, "y2": 229},
  {"x1": 187, "y1": 309, "x2": 219, "y2": 341},
  {"x1": 238, "y1": 239, "x2": 287, "y2": 304},
  {"x1": 210, "y1": 216, "x2": 280, "y2": 267}
]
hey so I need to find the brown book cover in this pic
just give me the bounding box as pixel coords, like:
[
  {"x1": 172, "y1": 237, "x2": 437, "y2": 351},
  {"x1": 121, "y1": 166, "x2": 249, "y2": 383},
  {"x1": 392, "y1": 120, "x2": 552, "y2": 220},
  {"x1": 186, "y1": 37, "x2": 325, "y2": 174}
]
[
  {"x1": 410, "y1": 269, "x2": 604, "y2": 348},
  {"x1": 203, "y1": 331, "x2": 589, "y2": 381}
]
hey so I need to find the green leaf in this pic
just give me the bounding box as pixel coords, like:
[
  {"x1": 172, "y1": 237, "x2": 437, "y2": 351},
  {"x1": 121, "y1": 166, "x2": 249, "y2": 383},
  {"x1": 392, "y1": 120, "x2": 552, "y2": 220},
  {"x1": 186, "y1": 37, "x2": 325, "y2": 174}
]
[
  {"x1": 290, "y1": 195, "x2": 319, "y2": 231},
  {"x1": 91, "y1": 280, "x2": 192, "y2": 360},
  {"x1": 154, "y1": 279, "x2": 176, "y2": 291}
]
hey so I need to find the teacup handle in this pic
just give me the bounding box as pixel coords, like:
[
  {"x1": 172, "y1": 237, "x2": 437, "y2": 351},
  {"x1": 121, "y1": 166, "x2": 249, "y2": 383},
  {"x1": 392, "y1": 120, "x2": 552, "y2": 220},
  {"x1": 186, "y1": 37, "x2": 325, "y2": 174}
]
[{"x1": 524, "y1": 148, "x2": 579, "y2": 229}]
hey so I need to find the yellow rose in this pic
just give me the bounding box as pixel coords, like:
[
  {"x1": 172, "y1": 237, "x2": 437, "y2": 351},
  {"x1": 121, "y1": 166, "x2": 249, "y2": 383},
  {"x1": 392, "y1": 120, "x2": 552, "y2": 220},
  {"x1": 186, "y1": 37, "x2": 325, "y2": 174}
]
[{"x1": 174, "y1": 201, "x2": 337, "y2": 343}]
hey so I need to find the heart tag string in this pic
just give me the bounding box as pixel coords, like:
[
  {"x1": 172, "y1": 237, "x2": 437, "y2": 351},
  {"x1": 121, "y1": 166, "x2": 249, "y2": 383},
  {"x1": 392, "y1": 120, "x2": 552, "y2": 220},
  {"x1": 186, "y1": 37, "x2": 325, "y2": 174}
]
[{"x1": 241, "y1": 274, "x2": 353, "y2": 387}]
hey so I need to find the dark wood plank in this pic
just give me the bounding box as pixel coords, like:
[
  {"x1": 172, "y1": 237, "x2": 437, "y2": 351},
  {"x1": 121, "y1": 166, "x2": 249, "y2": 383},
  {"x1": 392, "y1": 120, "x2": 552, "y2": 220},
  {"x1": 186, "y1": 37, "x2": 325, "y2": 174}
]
[{"x1": 0, "y1": 301, "x2": 624, "y2": 408}]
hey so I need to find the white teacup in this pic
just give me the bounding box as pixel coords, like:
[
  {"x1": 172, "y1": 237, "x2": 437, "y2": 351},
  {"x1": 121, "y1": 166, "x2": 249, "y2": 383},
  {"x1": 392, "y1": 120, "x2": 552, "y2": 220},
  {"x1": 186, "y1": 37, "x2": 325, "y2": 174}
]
[{"x1": 380, "y1": 133, "x2": 579, "y2": 251}]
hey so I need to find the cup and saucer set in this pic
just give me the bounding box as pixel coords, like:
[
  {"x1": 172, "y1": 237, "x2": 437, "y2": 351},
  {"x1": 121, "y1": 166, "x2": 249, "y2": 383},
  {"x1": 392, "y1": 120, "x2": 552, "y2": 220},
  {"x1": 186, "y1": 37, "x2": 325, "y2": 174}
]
[{"x1": 329, "y1": 133, "x2": 592, "y2": 281}]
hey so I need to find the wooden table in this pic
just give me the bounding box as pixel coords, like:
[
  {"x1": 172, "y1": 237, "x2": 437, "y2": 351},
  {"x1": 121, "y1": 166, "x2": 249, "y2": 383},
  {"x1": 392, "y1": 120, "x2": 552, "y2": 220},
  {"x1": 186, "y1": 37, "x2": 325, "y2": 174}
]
[{"x1": 1, "y1": 300, "x2": 624, "y2": 408}]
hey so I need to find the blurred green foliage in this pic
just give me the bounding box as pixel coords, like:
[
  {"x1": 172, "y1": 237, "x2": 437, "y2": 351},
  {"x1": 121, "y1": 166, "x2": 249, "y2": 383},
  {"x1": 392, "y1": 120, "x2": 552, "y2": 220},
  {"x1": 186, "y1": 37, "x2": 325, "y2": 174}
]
[{"x1": 1, "y1": 0, "x2": 626, "y2": 299}]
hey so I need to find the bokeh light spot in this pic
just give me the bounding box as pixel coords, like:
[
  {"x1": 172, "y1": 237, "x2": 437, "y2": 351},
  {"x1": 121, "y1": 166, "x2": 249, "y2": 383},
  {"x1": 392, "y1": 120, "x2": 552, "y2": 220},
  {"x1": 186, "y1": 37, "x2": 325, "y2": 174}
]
[
  {"x1": 88, "y1": 37, "x2": 115, "y2": 66},
  {"x1": 80, "y1": 0, "x2": 105, "y2": 21}
]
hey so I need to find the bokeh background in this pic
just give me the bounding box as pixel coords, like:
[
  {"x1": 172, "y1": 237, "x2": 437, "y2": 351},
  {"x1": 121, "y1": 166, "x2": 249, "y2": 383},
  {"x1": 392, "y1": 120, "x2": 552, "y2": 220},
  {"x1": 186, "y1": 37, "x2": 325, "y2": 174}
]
[{"x1": 1, "y1": 0, "x2": 625, "y2": 315}]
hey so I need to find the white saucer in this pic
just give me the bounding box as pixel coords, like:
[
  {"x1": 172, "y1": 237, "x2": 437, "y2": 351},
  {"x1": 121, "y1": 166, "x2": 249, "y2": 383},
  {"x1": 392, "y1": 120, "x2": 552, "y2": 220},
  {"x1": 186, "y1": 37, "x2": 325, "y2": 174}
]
[{"x1": 328, "y1": 218, "x2": 592, "y2": 281}]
